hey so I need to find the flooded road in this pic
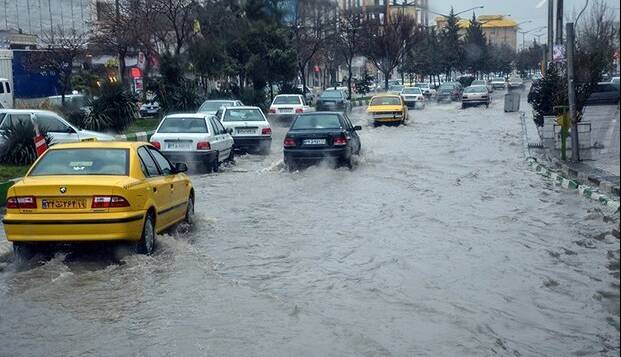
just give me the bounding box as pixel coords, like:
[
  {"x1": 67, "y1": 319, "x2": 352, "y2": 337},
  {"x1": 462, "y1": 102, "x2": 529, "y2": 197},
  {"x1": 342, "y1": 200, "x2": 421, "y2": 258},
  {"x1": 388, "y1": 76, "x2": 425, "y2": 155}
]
[{"x1": 1, "y1": 92, "x2": 619, "y2": 356}]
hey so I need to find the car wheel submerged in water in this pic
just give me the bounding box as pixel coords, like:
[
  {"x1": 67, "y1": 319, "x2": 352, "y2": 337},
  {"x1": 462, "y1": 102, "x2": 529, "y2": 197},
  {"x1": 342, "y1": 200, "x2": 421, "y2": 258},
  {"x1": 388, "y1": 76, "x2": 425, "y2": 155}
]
[{"x1": 136, "y1": 213, "x2": 156, "y2": 255}]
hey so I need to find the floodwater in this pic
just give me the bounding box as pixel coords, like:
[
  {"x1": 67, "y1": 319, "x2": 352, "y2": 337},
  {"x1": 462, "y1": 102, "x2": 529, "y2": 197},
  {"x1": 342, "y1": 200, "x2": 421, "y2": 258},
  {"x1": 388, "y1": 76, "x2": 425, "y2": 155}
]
[{"x1": 0, "y1": 91, "x2": 619, "y2": 356}]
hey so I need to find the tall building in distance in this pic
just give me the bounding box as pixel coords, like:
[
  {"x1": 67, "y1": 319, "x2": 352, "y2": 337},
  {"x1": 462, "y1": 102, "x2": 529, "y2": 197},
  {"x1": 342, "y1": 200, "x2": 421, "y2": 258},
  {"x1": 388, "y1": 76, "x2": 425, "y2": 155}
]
[
  {"x1": 338, "y1": 0, "x2": 429, "y2": 26},
  {"x1": 436, "y1": 15, "x2": 519, "y2": 51}
]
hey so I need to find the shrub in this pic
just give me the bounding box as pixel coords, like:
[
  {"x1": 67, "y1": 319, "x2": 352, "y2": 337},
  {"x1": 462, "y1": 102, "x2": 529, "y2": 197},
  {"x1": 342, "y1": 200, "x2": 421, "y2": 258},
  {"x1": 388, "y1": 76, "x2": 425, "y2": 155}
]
[
  {"x1": 0, "y1": 120, "x2": 50, "y2": 165},
  {"x1": 81, "y1": 81, "x2": 137, "y2": 132},
  {"x1": 527, "y1": 64, "x2": 567, "y2": 127}
]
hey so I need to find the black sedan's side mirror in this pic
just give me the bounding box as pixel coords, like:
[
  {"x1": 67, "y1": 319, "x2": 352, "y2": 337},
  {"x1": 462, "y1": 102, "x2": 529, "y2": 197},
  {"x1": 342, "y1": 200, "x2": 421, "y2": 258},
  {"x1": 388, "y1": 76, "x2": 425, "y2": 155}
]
[
  {"x1": 353, "y1": 125, "x2": 362, "y2": 131},
  {"x1": 174, "y1": 162, "x2": 188, "y2": 173}
]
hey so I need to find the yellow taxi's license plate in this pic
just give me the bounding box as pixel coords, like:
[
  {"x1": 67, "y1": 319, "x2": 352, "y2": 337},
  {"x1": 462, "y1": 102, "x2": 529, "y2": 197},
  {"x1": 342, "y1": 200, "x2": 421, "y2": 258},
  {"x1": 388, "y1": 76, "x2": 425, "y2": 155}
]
[{"x1": 41, "y1": 198, "x2": 87, "y2": 209}]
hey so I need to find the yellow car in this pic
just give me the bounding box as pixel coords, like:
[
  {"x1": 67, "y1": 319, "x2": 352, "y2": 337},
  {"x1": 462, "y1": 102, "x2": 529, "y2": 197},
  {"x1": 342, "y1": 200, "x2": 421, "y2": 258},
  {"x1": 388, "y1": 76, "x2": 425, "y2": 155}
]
[
  {"x1": 367, "y1": 94, "x2": 409, "y2": 126},
  {"x1": 2, "y1": 141, "x2": 194, "y2": 258}
]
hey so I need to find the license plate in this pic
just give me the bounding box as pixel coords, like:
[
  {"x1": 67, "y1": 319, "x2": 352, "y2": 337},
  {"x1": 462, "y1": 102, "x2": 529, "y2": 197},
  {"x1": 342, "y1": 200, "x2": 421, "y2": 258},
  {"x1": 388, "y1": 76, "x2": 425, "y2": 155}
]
[
  {"x1": 41, "y1": 198, "x2": 87, "y2": 209},
  {"x1": 279, "y1": 108, "x2": 293, "y2": 113},
  {"x1": 303, "y1": 139, "x2": 326, "y2": 145},
  {"x1": 237, "y1": 128, "x2": 256, "y2": 134},
  {"x1": 167, "y1": 142, "x2": 191, "y2": 150}
]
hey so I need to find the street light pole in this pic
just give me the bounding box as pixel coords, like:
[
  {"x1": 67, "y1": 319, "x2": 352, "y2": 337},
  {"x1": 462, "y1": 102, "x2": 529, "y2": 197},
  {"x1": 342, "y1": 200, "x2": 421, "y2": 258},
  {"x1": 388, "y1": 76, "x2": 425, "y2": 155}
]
[
  {"x1": 547, "y1": 0, "x2": 554, "y2": 63},
  {"x1": 566, "y1": 22, "x2": 579, "y2": 161}
]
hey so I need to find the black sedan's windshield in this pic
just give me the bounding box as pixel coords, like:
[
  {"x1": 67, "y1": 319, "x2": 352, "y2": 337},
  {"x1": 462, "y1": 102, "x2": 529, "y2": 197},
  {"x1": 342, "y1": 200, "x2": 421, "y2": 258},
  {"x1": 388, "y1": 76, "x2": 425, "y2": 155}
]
[{"x1": 291, "y1": 114, "x2": 341, "y2": 130}]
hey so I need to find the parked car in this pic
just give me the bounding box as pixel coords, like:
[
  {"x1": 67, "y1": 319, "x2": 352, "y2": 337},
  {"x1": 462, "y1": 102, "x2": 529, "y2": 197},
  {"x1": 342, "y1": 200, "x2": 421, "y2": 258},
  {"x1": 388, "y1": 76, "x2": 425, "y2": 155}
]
[
  {"x1": 471, "y1": 79, "x2": 493, "y2": 93},
  {"x1": 490, "y1": 77, "x2": 507, "y2": 89},
  {"x1": 584, "y1": 82, "x2": 620, "y2": 105},
  {"x1": 367, "y1": 94, "x2": 409, "y2": 126},
  {"x1": 46, "y1": 93, "x2": 90, "y2": 112},
  {"x1": 139, "y1": 98, "x2": 161, "y2": 117},
  {"x1": 414, "y1": 83, "x2": 436, "y2": 97},
  {"x1": 283, "y1": 112, "x2": 361, "y2": 170},
  {"x1": 149, "y1": 113, "x2": 234, "y2": 173},
  {"x1": 2, "y1": 141, "x2": 194, "y2": 259},
  {"x1": 215, "y1": 106, "x2": 272, "y2": 154},
  {"x1": 461, "y1": 85, "x2": 491, "y2": 108},
  {"x1": 399, "y1": 87, "x2": 426, "y2": 109},
  {"x1": 315, "y1": 89, "x2": 351, "y2": 113},
  {"x1": 0, "y1": 109, "x2": 114, "y2": 148},
  {"x1": 268, "y1": 94, "x2": 310, "y2": 124},
  {"x1": 197, "y1": 99, "x2": 243, "y2": 116},
  {"x1": 0, "y1": 77, "x2": 13, "y2": 109},
  {"x1": 507, "y1": 77, "x2": 524, "y2": 89},
  {"x1": 610, "y1": 76, "x2": 620, "y2": 88}
]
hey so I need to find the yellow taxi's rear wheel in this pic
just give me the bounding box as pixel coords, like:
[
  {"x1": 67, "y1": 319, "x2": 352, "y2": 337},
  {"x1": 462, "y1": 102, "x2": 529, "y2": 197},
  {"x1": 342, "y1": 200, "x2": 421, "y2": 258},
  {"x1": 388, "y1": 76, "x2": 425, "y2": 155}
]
[
  {"x1": 184, "y1": 196, "x2": 195, "y2": 224},
  {"x1": 136, "y1": 213, "x2": 155, "y2": 255}
]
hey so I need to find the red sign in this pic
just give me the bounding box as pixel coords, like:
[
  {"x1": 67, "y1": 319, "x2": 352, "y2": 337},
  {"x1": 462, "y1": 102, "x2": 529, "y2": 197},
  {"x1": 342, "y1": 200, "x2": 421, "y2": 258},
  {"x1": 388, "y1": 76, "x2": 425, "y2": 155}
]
[
  {"x1": 313, "y1": 65, "x2": 320, "y2": 73},
  {"x1": 130, "y1": 67, "x2": 142, "y2": 79}
]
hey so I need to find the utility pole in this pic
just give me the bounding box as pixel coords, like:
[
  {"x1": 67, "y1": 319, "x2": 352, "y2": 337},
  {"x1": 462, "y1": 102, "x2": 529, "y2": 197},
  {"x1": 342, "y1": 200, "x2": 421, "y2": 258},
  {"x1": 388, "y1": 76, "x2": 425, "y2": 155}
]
[
  {"x1": 115, "y1": 0, "x2": 123, "y2": 84},
  {"x1": 547, "y1": 0, "x2": 554, "y2": 63},
  {"x1": 566, "y1": 22, "x2": 579, "y2": 161},
  {"x1": 556, "y1": 0, "x2": 563, "y2": 44}
]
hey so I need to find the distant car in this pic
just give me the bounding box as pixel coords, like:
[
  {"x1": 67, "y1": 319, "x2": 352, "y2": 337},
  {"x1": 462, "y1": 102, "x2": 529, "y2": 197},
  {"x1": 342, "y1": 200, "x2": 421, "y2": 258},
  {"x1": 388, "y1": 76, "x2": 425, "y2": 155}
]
[
  {"x1": 462, "y1": 85, "x2": 491, "y2": 108},
  {"x1": 414, "y1": 83, "x2": 436, "y2": 97},
  {"x1": 584, "y1": 82, "x2": 620, "y2": 105},
  {"x1": 46, "y1": 94, "x2": 90, "y2": 112},
  {"x1": 471, "y1": 79, "x2": 493, "y2": 93},
  {"x1": 436, "y1": 82, "x2": 463, "y2": 102},
  {"x1": 0, "y1": 109, "x2": 114, "y2": 148},
  {"x1": 149, "y1": 113, "x2": 234, "y2": 173},
  {"x1": 490, "y1": 77, "x2": 507, "y2": 89},
  {"x1": 0, "y1": 77, "x2": 12, "y2": 109},
  {"x1": 315, "y1": 89, "x2": 351, "y2": 113},
  {"x1": 283, "y1": 112, "x2": 361, "y2": 170},
  {"x1": 139, "y1": 99, "x2": 161, "y2": 117},
  {"x1": 610, "y1": 77, "x2": 620, "y2": 88},
  {"x1": 215, "y1": 106, "x2": 272, "y2": 154},
  {"x1": 268, "y1": 94, "x2": 310, "y2": 124},
  {"x1": 507, "y1": 77, "x2": 524, "y2": 89},
  {"x1": 2, "y1": 141, "x2": 194, "y2": 259},
  {"x1": 388, "y1": 84, "x2": 404, "y2": 94},
  {"x1": 399, "y1": 87, "x2": 426, "y2": 108},
  {"x1": 197, "y1": 99, "x2": 243, "y2": 116},
  {"x1": 367, "y1": 94, "x2": 409, "y2": 126}
]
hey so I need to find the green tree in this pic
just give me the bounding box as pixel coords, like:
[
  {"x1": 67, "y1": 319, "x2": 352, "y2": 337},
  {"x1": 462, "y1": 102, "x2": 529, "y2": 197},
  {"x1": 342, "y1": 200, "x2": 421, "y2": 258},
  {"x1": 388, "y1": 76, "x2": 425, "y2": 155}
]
[
  {"x1": 439, "y1": 8, "x2": 464, "y2": 79},
  {"x1": 463, "y1": 13, "x2": 488, "y2": 77}
]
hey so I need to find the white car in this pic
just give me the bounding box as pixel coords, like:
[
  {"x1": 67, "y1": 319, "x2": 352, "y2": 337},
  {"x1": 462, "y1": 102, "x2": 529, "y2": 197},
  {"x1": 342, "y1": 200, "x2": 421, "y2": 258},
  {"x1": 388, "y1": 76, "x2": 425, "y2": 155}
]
[
  {"x1": 471, "y1": 79, "x2": 493, "y2": 93},
  {"x1": 507, "y1": 77, "x2": 524, "y2": 89},
  {"x1": 268, "y1": 94, "x2": 310, "y2": 123},
  {"x1": 197, "y1": 99, "x2": 243, "y2": 116},
  {"x1": 149, "y1": 113, "x2": 234, "y2": 173},
  {"x1": 490, "y1": 77, "x2": 507, "y2": 90},
  {"x1": 414, "y1": 83, "x2": 436, "y2": 97},
  {"x1": 0, "y1": 109, "x2": 114, "y2": 147},
  {"x1": 139, "y1": 100, "x2": 160, "y2": 117},
  {"x1": 215, "y1": 106, "x2": 272, "y2": 155},
  {"x1": 400, "y1": 87, "x2": 426, "y2": 109}
]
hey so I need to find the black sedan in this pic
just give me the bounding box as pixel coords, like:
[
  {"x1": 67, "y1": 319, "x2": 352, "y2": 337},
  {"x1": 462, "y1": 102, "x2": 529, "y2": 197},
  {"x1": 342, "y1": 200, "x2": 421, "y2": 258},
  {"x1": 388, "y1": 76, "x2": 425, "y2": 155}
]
[
  {"x1": 315, "y1": 89, "x2": 352, "y2": 113},
  {"x1": 283, "y1": 112, "x2": 361, "y2": 170}
]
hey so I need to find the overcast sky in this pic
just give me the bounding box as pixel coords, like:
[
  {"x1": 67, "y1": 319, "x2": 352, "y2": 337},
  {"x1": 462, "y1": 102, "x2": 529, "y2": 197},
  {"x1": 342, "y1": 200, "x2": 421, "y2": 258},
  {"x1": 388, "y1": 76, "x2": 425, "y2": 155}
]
[{"x1": 430, "y1": 0, "x2": 620, "y2": 43}]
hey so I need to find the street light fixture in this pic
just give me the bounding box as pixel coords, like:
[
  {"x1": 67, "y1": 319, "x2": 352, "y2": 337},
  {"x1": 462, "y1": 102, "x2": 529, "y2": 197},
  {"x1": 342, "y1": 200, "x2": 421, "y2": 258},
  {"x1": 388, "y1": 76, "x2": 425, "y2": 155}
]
[
  {"x1": 392, "y1": 2, "x2": 484, "y2": 20},
  {"x1": 518, "y1": 25, "x2": 547, "y2": 48}
]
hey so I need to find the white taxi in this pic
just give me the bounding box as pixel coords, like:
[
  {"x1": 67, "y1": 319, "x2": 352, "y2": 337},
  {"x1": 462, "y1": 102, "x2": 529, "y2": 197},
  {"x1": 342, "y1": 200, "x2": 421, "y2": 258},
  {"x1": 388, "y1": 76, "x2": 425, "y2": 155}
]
[
  {"x1": 268, "y1": 94, "x2": 310, "y2": 124},
  {"x1": 215, "y1": 106, "x2": 272, "y2": 155}
]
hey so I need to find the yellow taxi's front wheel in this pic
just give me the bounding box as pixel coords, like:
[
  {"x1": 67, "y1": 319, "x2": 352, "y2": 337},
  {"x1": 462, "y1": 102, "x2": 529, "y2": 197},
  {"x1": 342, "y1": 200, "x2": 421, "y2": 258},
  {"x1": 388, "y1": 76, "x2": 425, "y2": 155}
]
[{"x1": 135, "y1": 213, "x2": 155, "y2": 255}]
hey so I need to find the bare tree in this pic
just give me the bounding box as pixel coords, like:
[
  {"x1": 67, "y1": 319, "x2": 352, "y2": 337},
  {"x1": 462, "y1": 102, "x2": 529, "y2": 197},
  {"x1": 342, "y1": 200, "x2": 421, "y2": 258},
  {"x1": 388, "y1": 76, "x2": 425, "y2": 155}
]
[
  {"x1": 291, "y1": 0, "x2": 335, "y2": 92},
  {"x1": 337, "y1": 8, "x2": 365, "y2": 99},
  {"x1": 154, "y1": 0, "x2": 197, "y2": 55},
  {"x1": 36, "y1": 26, "x2": 89, "y2": 105},
  {"x1": 363, "y1": 13, "x2": 416, "y2": 90}
]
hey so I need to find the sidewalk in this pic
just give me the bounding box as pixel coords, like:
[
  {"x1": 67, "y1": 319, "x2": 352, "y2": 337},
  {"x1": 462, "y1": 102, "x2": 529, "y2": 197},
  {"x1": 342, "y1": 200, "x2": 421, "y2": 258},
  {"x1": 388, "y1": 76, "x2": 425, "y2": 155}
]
[{"x1": 522, "y1": 92, "x2": 620, "y2": 197}]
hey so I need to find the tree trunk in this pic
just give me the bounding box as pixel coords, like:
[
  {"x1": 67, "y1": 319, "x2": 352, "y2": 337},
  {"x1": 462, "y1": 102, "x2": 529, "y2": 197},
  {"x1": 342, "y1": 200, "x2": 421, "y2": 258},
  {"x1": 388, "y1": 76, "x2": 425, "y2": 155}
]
[
  {"x1": 384, "y1": 73, "x2": 389, "y2": 90},
  {"x1": 347, "y1": 62, "x2": 353, "y2": 100}
]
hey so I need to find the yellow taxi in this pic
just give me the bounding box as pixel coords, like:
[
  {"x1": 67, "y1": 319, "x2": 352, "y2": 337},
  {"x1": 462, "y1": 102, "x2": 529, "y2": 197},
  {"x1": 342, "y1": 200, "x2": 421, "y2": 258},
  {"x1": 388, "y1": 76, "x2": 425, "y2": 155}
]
[
  {"x1": 367, "y1": 94, "x2": 409, "y2": 126},
  {"x1": 2, "y1": 141, "x2": 194, "y2": 258}
]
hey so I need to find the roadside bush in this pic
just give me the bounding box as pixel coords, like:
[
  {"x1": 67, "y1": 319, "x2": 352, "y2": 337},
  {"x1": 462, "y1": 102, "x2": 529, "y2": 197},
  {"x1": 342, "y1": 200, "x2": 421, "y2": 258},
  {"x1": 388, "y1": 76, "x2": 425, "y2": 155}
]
[
  {"x1": 82, "y1": 81, "x2": 137, "y2": 132},
  {"x1": 355, "y1": 70, "x2": 375, "y2": 95},
  {"x1": 527, "y1": 64, "x2": 567, "y2": 127},
  {"x1": 0, "y1": 120, "x2": 50, "y2": 165}
]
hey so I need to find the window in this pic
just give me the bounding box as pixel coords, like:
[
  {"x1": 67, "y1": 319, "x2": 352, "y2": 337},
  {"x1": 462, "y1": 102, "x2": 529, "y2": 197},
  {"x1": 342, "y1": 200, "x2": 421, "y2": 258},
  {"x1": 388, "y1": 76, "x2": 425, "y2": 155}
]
[
  {"x1": 198, "y1": 100, "x2": 235, "y2": 112},
  {"x1": 158, "y1": 117, "x2": 208, "y2": 133},
  {"x1": 223, "y1": 109, "x2": 265, "y2": 122},
  {"x1": 36, "y1": 113, "x2": 71, "y2": 132},
  {"x1": 29, "y1": 149, "x2": 129, "y2": 176},
  {"x1": 138, "y1": 147, "x2": 160, "y2": 177},
  {"x1": 320, "y1": 90, "x2": 344, "y2": 99},
  {"x1": 273, "y1": 96, "x2": 301, "y2": 105},
  {"x1": 292, "y1": 114, "x2": 342, "y2": 130},
  {"x1": 0, "y1": 83, "x2": 4, "y2": 94},
  {"x1": 370, "y1": 97, "x2": 401, "y2": 106},
  {"x1": 6, "y1": 82, "x2": 11, "y2": 93},
  {"x1": 210, "y1": 118, "x2": 226, "y2": 134},
  {"x1": 342, "y1": 116, "x2": 353, "y2": 130},
  {"x1": 148, "y1": 148, "x2": 173, "y2": 175}
]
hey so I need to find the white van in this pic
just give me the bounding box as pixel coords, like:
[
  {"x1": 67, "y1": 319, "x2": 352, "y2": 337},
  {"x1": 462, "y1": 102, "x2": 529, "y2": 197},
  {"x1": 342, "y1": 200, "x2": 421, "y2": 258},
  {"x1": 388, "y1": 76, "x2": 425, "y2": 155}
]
[{"x1": 0, "y1": 78, "x2": 13, "y2": 109}]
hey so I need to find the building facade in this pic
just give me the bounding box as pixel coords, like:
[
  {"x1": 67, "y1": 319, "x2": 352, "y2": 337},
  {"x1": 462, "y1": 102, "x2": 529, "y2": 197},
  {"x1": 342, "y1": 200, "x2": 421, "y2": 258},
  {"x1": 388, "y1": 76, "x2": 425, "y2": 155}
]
[
  {"x1": 436, "y1": 15, "x2": 518, "y2": 51},
  {"x1": 338, "y1": 0, "x2": 428, "y2": 25}
]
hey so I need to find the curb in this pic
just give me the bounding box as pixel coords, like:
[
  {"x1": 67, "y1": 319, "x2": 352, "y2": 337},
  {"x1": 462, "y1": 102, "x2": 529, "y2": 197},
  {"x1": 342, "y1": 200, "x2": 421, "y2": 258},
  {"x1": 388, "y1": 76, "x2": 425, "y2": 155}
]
[
  {"x1": 548, "y1": 157, "x2": 620, "y2": 198},
  {"x1": 527, "y1": 157, "x2": 620, "y2": 212},
  {"x1": 115, "y1": 130, "x2": 154, "y2": 142}
]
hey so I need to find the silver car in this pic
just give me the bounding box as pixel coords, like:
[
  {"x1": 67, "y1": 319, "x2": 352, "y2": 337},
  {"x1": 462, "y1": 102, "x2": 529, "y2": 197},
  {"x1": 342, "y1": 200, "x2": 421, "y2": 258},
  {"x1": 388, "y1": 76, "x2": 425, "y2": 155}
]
[{"x1": 461, "y1": 86, "x2": 491, "y2": 108}]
